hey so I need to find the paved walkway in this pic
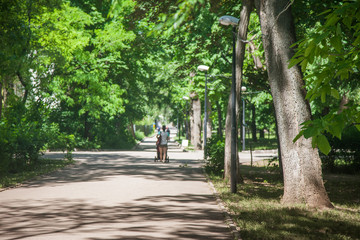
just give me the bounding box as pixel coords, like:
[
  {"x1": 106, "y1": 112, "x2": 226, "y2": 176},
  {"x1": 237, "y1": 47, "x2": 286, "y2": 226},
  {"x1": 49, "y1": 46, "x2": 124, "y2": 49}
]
[{"x1": 0, "y1": 130, "x2": 235, "y2": 239}]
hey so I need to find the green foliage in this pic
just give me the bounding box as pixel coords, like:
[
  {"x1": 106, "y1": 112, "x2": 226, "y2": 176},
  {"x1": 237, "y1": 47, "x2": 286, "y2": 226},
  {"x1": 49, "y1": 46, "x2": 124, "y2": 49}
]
[
  {"x1": 204, "y1": 135, "x2": 225, "y2": 175},
  {"x1": 0, "y1": 0, "x2": 142, "y2": 174},
  {"x1": 291, "y1": 1, "x2": 360, "y2": 154},
  {"x1": 321, "y1": 126, "x2": 360, "y2": 173},
  {"x1": 0, "y1": 100, "x2": 76, "y2": 174},
  {"x1": 135, "y1": 130, "x2": 146, "y2": 141}
]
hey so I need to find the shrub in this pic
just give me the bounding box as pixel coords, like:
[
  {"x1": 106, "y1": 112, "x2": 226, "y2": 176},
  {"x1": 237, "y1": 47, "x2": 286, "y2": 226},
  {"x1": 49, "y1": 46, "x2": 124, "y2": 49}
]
[
  {"x1": 321, "y1": 126, "x2": 360, "y2": 173},
  {"x1": 135, "y1": 130, "x2": 146, "y2": 141},
  {"x1": 204, "y1": 135, "x2": 225, "y2": 176}
]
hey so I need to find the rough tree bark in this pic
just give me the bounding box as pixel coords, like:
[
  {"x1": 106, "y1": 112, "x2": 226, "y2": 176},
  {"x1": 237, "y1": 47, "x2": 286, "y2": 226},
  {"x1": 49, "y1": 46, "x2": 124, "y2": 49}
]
[
  {"x1": 190, "y1": 92, "x2": 202, "y2": 150},
  {"x1": 224, "y1": 0, "x2": 253, "y2": 181},
  {"x1": 256, "y1": 0, "x2": 333, "y2": 208}
]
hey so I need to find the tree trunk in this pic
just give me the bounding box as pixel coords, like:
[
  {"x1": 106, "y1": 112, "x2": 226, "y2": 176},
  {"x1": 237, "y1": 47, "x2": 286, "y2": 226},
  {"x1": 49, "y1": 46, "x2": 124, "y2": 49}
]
[
  {"x1": 224, "y1": 94, "x2": 232, "y2": 180},
  {"x1": 274, "y1": 112, "x2": 283, "y2": 177},
  {"x1": 84, "y1": 111, "x2": 92, "y2": 140},
  {"x1": 256, "y1": 0, "x2": 333, "y2": 208},
  {"x1": 128, "y1": 120, "x2": 136, "y2": 139},
  {"x1": 338, "y1": 94, "x2": 349, "y2": 114},
  {"x1": 259, "y1": 129, "x2": 265, "y2": 138},
  {"x1": 191, "y1": 92, "x2": 202, "y2": 150},
  {"x1": 0, "y1": 81, "x2": 3, "y2": 120},
  {"x1": 249, "y1": 40, "x2": 263, "y2": 69},
  {"x1": 216, "y1": 101, "x2": 223, "y2": 138},
  {"x1": 251, "y1": 103, "x2": 257, "y2": 141},
  {"x1": 190, "y1": 99, "x2": 194, "y2": 144},
  {"x1": 224, "y1": 0, "x2": 253, "y2": 181},
  {"x1": 16, "y1": 71, "x2": 29, "y2": 104}
]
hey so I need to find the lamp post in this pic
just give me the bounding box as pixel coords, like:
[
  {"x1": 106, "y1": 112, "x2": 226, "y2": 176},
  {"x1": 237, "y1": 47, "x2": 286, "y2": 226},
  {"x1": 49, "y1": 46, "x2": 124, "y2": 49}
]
[
  {"x1": 241, "y1": 86, "x2": 247, "y2": 151},
  {"x1": 219, "y1": 15, "x2": 239, "y2": 194},
  {"x1": 198, "y1": 65, "x2": 210, "y2": 159}
]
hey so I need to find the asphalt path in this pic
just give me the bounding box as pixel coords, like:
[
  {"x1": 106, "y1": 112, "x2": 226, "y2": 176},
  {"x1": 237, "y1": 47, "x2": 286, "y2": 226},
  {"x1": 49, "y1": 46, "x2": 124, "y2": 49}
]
[{"x1": 0, "y1": 131, "x2": 235, "y2": 240}]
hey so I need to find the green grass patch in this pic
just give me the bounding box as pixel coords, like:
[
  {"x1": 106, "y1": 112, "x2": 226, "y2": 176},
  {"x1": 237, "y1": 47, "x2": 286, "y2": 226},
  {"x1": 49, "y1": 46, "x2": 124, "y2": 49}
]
[
  {"x1": 244, "y1": 137, "x2": 278, "y2": 151},
  {"x1": 0, "y1": 158, "x2": 74, "y2": 189},
  {"x1": 208, "y1": 165, "x2": 360, "y2": 240}
]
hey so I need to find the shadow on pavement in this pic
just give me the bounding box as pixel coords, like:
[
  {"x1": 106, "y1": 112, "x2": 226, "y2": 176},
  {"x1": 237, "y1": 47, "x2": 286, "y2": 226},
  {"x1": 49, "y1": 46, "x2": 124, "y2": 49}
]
[
  {"x1": 0, "y1": 133, "x2": 233, "y2": 240},
  {"x1": 0, "y1": 194, "x2": 230, "y2": 240},
  {"x1": 29, "y1": 152, "x2": 204, "y2": 189}
]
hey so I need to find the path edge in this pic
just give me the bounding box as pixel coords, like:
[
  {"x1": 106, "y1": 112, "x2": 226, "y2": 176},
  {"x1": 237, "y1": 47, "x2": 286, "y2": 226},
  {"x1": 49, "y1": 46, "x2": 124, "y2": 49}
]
[{"x1": 203, "y1": 170, "x2": 242, "y2": 240}]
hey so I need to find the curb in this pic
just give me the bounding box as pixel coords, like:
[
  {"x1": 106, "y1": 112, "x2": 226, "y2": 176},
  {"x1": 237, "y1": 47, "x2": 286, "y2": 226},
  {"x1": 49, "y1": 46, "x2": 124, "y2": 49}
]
[{"x1": 203, "y1": 170, "x2": 242, "y2": 240}]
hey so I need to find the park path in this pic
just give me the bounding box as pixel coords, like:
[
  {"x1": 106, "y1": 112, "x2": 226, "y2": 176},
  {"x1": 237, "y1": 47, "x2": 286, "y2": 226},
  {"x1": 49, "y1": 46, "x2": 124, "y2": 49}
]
[{"x1": 0, "y1": 128, "x2": 235, "y2": 240}]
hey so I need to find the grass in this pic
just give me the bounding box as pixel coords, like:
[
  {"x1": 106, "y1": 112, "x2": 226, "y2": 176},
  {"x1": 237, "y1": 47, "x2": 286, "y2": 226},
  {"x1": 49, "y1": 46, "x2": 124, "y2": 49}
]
[
  {"x1": 244, "y1": 136, "x2": 278, "y2": 151},
  {"x1": 0, "y1": 158, "x2": 74, "y2": 189},
  {"x1": 208, "y1": 165, "x2": 360, "y2": 240}
]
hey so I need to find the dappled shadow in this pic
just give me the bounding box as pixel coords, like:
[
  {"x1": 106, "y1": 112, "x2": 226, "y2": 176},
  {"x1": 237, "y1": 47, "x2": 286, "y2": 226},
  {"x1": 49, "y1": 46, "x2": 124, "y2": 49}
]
[
  {"x1": 0, "y1": 194, "x2": 231, "y2": 240},
  {"x1": 30, "y1": 152, "x2": 205, "y2": 188},
  {"x1": 0, "y1": 134, "x2": 234, "y2": 239}
]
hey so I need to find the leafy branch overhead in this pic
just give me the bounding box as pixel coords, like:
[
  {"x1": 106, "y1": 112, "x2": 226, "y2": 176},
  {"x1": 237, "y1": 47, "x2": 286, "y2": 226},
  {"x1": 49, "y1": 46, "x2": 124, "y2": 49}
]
[{"x1": 290, "y1": 1, "x2": 360, "y2": 154}]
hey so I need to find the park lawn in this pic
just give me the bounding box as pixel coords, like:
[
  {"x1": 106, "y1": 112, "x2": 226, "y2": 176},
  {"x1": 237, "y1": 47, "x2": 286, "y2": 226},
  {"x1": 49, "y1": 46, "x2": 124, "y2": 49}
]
[
  {"x1": 245, "y1": 137, "x2": 278, "y2": 151},
  {"x1": 209, "y1": 165, "x2": 360, "y2": 240},
  {"x1": 0, "y1": 158, "x2": 74, "y2": 189}
]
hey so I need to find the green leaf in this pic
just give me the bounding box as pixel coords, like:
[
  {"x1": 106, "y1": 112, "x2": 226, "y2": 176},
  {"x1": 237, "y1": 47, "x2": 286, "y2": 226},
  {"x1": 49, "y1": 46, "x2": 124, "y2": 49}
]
[
  {"x1": 317, "y1": 134, "x2": 331, "y2": 155},
  {"x1": 293, "y1": 130, "x2": 304, "y2": 143},
  {"x1": 300, "y1": 59, "x2": 308, "y2": 72},
  {"x1": 325, "y1": 14, "x2": 340, "y2": 28},
  {"x1": 304, "y1": 43, "x2": 314, "y2": 57},
  {"x1": 321, "y1": 90, "x2": 326, "y2": 103},
  {"x1": 303, "y1": 126, "x2": 318, "y2": 139},
  {"x1": 288, "y1": 57, "x2": 304, "y2": 69},
  {"x1": 330, "y1": 35, "x2": 342, "y2": 53},
  {"x1": 328, "y1": 124, "x2": 342, "y2": 139},
  {"x1": 330, "y1": 89, "x2": 340, "y2": 99}
]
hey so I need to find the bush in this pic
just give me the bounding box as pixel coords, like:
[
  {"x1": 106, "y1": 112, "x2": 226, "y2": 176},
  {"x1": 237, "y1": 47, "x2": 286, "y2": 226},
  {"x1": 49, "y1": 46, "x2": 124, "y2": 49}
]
[
  {"x1": 0, "y1": 116, "x2": 45, "y2": 173},
  {"x1": 321, "y1": 126, "x2": 360, "y2": 173},
  {"x1": 135, "y1": 130, "x2": 146, "y2": 141},
  {"x1": 204, "y1": 135, "x2": 225, "y2": 176},
  {"x1": 0, "y1": 105, "x2": 76, "y2": 174}
]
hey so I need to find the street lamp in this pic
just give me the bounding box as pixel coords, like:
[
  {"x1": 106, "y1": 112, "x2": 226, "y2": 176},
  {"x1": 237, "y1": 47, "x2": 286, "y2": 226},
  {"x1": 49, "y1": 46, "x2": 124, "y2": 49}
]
[
  {"x1": 241, "y1": 86, "x2": 247, "y2": 151},
  {"x1": 197, "y1": 65, "x2": 210, "y2": 159},
  {"x1": 219, "y1": 15, "x2": 239, "y2": 194}
]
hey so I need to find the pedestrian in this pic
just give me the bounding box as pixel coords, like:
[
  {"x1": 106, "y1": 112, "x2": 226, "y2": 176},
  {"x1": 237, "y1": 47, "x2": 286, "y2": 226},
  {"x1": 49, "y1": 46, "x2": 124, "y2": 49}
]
[{"x1": 157, "y1": 125, "x2": 170, "y2": 162}]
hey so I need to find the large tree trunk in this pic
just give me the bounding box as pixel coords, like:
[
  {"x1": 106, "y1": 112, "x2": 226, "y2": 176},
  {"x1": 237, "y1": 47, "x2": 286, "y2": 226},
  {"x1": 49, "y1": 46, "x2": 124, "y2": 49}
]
[
  {"x1": 191, "y1": 92, "x2": 202, "y2": 150},
  {"x1": 256, "y1": 0, "x2": 333, "y2": 208},
  {"x1": 224, "y1": 0, "x2": 253, "y2": 181}
]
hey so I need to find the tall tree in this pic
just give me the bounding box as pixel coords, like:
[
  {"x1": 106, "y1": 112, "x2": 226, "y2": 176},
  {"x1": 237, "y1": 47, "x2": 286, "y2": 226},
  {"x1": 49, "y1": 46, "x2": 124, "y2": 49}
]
[
  {"x1": 255, "y1": 0, "x2": 333, "y2": 208},
  {"x1": 190, "y1": 91, "x2": 202, "y2": 150},
  {"x1": 224, "y1": 0, "x2": 253, "y2": 181}
]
